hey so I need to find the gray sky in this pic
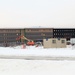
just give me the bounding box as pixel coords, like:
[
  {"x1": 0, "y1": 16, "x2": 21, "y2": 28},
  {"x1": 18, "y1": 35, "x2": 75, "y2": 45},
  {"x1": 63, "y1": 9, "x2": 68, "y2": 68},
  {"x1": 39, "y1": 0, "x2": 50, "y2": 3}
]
[{"x1": 0, "y1": 0, "x2": 75, "y2": 28}]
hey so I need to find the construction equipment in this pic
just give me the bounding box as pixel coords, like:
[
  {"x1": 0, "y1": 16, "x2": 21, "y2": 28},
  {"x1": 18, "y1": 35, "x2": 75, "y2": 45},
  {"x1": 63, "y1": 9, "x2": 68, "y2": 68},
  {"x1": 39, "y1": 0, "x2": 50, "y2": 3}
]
[{"x1": 16, "y1": 35, "x2": 35, "y2": 46}]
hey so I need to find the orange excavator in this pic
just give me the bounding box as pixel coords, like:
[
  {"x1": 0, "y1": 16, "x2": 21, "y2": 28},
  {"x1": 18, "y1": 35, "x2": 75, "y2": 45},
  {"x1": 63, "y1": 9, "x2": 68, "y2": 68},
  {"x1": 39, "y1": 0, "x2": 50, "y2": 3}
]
[{"x1": 16, "y1": 35, "x2": 35, "y2": 46}]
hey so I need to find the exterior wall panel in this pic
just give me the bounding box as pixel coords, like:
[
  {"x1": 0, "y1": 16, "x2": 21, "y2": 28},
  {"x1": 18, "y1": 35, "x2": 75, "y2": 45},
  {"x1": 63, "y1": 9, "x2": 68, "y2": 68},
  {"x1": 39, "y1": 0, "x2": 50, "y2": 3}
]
[
  {"x1": 0, "y1": 29, "x2": 21, "y2": 46},
  {"x1": 25, "y1": 28, "x2": 53, "y2": 41},
  {"x1": 53, "y1": 28, "x2": 75, "y2": 40}
]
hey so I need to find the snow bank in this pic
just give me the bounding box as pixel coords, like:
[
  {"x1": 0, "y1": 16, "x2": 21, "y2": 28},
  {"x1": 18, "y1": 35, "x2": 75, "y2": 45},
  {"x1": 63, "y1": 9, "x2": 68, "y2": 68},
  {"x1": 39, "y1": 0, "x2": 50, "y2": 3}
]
[{"x1": 0, "y1": 45, "x2": 75, "y2": 58}]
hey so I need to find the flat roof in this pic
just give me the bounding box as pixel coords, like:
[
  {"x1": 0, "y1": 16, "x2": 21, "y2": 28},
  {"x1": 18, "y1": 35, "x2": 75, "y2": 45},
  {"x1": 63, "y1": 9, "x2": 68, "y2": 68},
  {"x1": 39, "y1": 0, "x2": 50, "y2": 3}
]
[{"x1": 0, "y1": 26, "x2": 75, "y2": 29}]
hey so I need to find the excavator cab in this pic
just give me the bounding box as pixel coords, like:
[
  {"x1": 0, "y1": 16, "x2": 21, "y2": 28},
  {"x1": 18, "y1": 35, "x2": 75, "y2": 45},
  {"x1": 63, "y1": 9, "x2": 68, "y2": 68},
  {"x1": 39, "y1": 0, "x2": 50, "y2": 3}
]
[{"x1": 27, "y1": 41, "x2": 35, "y2": 46}]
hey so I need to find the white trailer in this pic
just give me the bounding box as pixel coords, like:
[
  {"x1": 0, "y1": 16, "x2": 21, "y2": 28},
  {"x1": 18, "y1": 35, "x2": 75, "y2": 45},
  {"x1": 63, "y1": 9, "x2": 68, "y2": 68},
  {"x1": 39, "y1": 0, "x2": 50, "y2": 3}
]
[{"x1": 70, "y1": 38, "x2": 75, "y2": 45}]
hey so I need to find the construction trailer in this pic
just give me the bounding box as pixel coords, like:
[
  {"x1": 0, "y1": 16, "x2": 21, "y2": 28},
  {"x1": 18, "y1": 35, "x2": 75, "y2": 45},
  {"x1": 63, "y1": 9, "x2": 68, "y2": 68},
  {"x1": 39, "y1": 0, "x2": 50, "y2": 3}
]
[{"x1": 43, "y1": 38, "x2": 66, "y2": 48}]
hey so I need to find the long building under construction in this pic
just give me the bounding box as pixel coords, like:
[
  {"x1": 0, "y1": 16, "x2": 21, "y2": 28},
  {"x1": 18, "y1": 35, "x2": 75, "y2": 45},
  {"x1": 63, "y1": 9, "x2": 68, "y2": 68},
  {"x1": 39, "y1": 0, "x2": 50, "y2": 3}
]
[{"x1": 0, "y1": 28, "x2": 75, "y2": 46}]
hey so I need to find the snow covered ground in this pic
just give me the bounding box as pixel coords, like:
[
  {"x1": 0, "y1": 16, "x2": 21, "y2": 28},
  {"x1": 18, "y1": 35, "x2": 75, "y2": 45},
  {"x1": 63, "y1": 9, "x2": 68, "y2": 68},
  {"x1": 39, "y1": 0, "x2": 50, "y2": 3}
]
[
  {"x1": 0, "y1": 59, "x2": 75, "y2": 75},
  {"x1": 0, "y1": 45, "x2": 75, "y2": 59},
  {"x1": 0, "y1": 45, "x2": 75, "y2": 75}
]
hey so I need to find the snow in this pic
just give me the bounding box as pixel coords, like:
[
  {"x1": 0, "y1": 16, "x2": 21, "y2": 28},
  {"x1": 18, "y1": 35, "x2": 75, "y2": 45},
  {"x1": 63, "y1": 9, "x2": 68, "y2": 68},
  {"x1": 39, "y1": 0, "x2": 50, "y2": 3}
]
[
  {"x1": 0, "y1": 45, "x2": 75, "y2": 58},
  {"x1": 0, "y1": 45, "x2": 75, "y2": 75},
  {"x1": 0, "y1": 59, "x2": 75, "y2": 75}
]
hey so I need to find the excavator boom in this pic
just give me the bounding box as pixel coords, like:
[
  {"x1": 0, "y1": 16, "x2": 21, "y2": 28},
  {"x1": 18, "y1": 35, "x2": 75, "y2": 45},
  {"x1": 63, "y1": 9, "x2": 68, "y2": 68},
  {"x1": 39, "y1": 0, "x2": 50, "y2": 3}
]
[{"x1": 16, "y1": 35, "x2": 35, "y2": 45}]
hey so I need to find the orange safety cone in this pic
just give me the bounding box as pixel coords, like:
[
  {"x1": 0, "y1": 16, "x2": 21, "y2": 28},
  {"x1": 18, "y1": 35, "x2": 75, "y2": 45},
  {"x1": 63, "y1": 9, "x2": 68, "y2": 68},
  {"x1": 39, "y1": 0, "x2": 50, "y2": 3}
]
[{"x1": 22, "y1": 44, "x2": 26, "y2": 49}]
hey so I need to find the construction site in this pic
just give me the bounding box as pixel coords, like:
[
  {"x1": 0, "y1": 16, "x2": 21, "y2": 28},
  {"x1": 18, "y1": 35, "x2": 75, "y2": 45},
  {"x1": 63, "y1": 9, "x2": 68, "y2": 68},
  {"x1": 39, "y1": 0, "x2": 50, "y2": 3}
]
[{"x1": 0, "y1": 28, "x2": 75, "y2": 48}]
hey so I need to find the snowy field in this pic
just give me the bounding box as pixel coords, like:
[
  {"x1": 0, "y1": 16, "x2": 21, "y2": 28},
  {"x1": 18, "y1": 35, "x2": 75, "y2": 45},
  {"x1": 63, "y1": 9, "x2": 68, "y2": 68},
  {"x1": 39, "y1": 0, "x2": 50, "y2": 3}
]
[
  {"x1": 0, "y1": 45, "x2": 75, "y2": 75},
  {"x1": 0, "y1": 45, "x2": 75, "y2": 59},
  {"x1": 0, "y1": 59, "x2": 75, "y2": 75}
]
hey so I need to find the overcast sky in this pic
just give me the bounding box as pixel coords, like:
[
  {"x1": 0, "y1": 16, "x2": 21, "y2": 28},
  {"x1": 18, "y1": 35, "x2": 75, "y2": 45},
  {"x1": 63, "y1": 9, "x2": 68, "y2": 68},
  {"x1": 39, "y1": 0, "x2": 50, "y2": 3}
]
[{"x1": 0, "y1": 0, "x2": 75, "y2": 28}]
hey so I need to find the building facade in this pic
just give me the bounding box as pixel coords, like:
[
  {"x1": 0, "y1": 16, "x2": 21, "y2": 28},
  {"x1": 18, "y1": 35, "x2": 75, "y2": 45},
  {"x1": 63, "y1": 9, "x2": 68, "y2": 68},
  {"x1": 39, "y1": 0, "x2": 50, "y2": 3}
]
[
  {"x1": 0, "y1": 29, "x2": 21, "y2": 46},
  {"x1": 53, "y1": 28, "x2": 75, "y2": 40},
  {"x1": 0, "y1": 28, "x2": 75, "y2": 46},
  {"x1": 25, "y1": 28, "x2": 53, "y2": 42}
]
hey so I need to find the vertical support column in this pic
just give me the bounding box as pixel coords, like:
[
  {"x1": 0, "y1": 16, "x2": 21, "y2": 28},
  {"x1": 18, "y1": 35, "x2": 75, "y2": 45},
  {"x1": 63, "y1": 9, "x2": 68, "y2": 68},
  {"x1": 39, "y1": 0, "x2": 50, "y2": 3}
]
[
  {"x1": 21, "y1": 29, "x2": 25, "y2": 43},
  {"x1": 24, "y1": 29, "x2": 27, "y2": 43}
]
